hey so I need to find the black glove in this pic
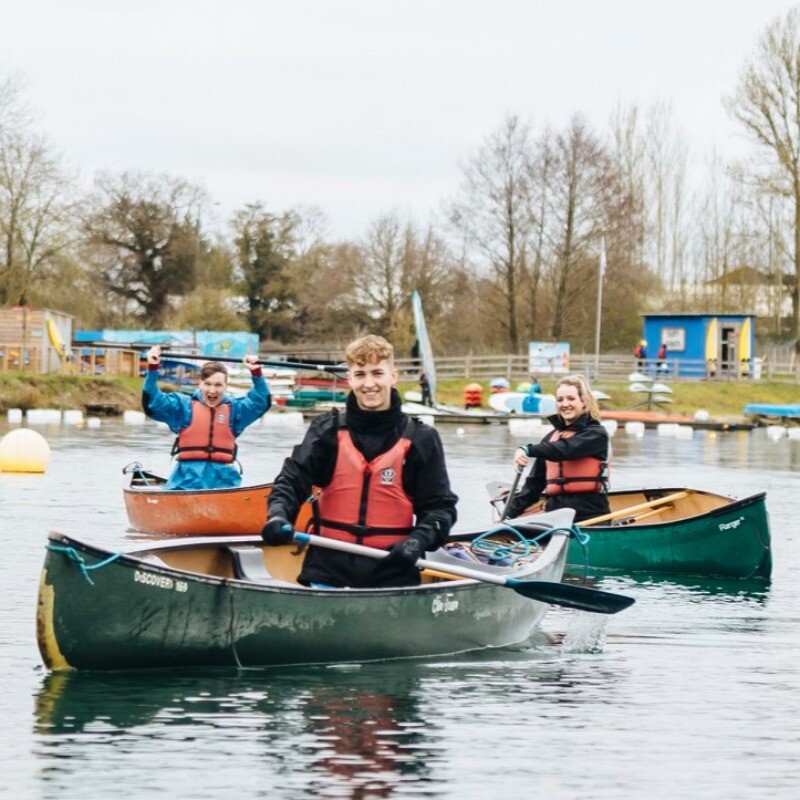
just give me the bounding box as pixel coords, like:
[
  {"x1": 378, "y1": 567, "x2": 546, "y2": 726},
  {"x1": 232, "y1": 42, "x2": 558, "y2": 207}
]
[
  {"x1": 261, "y1": 515, "x2": 293, "y2": 546},
  {"x1": 384, "y1": 534, "x2": 426, "y2": 568}
]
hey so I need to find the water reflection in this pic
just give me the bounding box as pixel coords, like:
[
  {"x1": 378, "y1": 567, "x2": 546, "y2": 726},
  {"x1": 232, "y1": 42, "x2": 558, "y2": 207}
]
[
  {"x1": 620, "y1": 573, "x2": 772, "y2": 603},
  {"x1": 34, "y1": 665, "x2": 444, "y2": 799}
]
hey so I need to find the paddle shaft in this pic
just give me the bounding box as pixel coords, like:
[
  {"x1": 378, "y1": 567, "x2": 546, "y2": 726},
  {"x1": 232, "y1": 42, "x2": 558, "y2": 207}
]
[
  {"x1": 291, "y1": 531, "x2": 634, "y2": 614},
  {"x1": 500, "y1": 468, "x2": 524, "y2": 521},
  {"x1": 78, "y1": 342, "x2": 348, "y2": 374}
]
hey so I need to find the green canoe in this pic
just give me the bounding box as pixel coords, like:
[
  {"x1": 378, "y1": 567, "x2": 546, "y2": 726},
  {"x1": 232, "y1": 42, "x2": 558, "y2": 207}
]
[
  {"x1": 37, "y1": 516, "x2": 576, "y2": 672},
  {"x1": 511, "y1": 487, "x2": 771, "y2": 580}
]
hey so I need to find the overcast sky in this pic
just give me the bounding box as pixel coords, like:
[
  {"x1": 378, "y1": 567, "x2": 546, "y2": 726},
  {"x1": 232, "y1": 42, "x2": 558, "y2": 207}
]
[{"x1": 2, "y1": 0, "x2": 798, "y2": 239}]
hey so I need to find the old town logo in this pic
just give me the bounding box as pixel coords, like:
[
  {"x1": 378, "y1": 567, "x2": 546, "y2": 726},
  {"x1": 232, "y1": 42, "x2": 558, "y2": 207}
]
[{"x1": 380, "y1": 467, "x2": 396, "y2": 485}]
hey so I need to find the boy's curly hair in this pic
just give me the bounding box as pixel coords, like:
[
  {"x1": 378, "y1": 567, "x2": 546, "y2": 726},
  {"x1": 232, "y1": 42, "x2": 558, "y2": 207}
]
[{"x1": 345, "y1": 334, "x2": 395, "y2": 366}]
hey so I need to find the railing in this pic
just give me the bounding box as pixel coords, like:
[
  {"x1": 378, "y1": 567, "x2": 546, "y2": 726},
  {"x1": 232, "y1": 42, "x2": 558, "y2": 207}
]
[
  {"x1": 394, "y1": 354, "x2": 797, "y2": 384},
  {"x1": 0, "y1": 345, "x2": 43, "y2": 373},
  {"x1": 0, "y1": 344, "x2": 140, "y2": 377},
  {"x1": 3, "y1": 342, "x2": 797, "y2": 383}
]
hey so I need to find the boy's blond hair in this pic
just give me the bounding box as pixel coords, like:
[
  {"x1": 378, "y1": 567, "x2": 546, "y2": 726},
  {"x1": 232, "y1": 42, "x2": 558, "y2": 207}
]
[
  {"x1": 555, "y1": 374, "x2": 601, "y2": 421},
  {"x1": 344, "y1": 334, "x2": 395, "y2": 367}
]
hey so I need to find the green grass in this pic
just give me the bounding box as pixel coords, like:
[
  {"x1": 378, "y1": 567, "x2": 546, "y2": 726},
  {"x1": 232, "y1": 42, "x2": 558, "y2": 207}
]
[
  {"x1": 399, "y1": 378, "x2": 800, "y2": 420},
  {"x1": 0, "y1": 372, "x2": 141, "y2": 411}
]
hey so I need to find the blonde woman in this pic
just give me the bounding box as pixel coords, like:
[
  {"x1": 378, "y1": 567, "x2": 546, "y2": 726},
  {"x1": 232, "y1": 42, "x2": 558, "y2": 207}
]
[{"x1": 506, "y1": 374, "x2": 610, "y2": 523}]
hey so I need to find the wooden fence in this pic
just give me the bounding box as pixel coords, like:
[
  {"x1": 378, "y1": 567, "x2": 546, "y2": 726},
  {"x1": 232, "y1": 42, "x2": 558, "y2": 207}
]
[
  {"x1": 0, "y1": 344, "x2": 139, "y2": 377},
  {"x1": 394, "y1": 353, "x2": 793, "y2": 384},
  {"x1": 2, "y1": 343, "x2": 797, "y2": 384}
]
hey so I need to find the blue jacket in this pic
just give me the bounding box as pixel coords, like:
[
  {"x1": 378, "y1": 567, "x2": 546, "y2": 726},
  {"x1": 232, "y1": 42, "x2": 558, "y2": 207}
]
[{"x1": 142, "y1": 369, "x2": 270, "y2": 490}]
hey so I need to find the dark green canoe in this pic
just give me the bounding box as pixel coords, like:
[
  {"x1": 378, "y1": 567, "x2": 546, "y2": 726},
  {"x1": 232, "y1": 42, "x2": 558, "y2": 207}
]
[
  {"x1": 541, "y1": 488, "x2": 770, "y2": 580},
  {"x1": 37, "y1": 522, "x2": 573, "y2": 672}
]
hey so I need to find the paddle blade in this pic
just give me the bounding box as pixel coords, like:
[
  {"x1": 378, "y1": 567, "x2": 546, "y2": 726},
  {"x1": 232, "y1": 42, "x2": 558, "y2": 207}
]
[{"x1": 506, "y1": 579, "x2": 636, "y2": 615}]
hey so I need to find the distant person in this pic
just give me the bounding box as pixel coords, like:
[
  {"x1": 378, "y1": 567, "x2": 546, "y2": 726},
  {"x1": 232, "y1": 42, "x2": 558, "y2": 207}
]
[
  {"x1": 419, "y1": 372, "x2": 433, "y2": 407},
  {"x1": 528, "y1": 374, "x2": 542, "y2": 394},
  {"x1": 410, "y1": 339, "x2": 421, "y2": 369},
  {"x1": 633, "y1": 339, "x2": 648, "y2": 370},
  {"x1": 657, "y1": 343, "x2": 668, "y2": 371},
  {"x1": 143, "y1": 345, "x2": 270, "y2": 490},
  {"x1": 505, "y1": 373, "x2": 610, "y2": 523},
  {"x1": 262, "y1": 334, "x2": 458, "y2": 589}
]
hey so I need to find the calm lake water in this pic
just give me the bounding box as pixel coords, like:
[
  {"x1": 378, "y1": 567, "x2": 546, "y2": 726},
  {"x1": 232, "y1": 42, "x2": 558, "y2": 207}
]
[{"x1": 1, "y1": 414, "x2": 799, "y2": 799}]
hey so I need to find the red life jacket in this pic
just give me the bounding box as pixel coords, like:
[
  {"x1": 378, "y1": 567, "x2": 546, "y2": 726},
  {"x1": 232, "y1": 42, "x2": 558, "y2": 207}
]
[
  {"x1": 544, "y1": 429, "x2": 609, "y2": 496},
  {"x1": 172, "y1": 400, "x2": 237, "y2": 463},
  {"x1": 312, "y1": 419, "x2": 415, "y2": 549}
]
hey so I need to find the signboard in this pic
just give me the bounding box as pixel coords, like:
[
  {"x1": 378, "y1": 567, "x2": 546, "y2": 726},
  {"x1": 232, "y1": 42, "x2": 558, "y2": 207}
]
[
  {"x1": 528, "y1": 342, "x2": 571, "y2": 374},
  {"x1": 662, "y1": 327, "x2": 685, "y2": 351}
]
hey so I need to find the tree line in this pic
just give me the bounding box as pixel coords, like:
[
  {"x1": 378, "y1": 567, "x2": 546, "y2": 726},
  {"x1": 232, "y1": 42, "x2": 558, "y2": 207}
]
[{"x1": 3, "y1": 8, "x2": 800, "y2": 357}]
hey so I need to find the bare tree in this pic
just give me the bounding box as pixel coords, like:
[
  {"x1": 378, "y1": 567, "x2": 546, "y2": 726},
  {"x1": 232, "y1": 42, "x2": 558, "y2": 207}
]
[
  {"x1": 450, "y1": 114, "x2": 535, "y2": 351},
  {"x1": 231, "y1": 201, "x2": 299, "y2": 342},
  {"x1": 356, "y1": 212, "x2": 406, "y2": 335},
  {"x1": 545, "y1": 116, "x2": 613, "y2": 344},
  {"x1": 82, "y1": 171, "x2": 205, "y2": 326},
  {"x1": 0, "y1": 79, "x2": 77, "y2": 306},
  {"x1": 643, "y1": 101, "x2": 692, "y2": 296},
  {"x1": 726, "y1": 8, "x2": 800, "y2": 337}
]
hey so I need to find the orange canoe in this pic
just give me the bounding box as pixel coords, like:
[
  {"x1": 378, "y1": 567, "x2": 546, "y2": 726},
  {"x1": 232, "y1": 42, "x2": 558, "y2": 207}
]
[{"x1": 123, "y1": 468, "x2": 312, "y2": 537}]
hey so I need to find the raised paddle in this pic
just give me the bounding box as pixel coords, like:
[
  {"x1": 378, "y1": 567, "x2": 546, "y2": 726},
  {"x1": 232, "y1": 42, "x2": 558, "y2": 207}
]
[
  {"x1": 290, "y1": 531, "x2": 635, "y2": 615},
  {"x1": 157, "y1": 351, "x2": 348, "y2": 374},
  {"x1": 79, "y1": 342, "x2": 348, "y2": 375}
]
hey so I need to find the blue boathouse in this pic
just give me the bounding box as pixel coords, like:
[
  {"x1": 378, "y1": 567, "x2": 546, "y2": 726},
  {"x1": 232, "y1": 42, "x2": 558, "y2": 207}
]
[{"x1": 642, "y1": 313, "x2": 756, "y2": 378}]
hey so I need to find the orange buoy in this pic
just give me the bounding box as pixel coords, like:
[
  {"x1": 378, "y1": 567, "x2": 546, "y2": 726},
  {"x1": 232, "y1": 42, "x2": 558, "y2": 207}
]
[{"x1": 463, "y1": 382, "x2": 483, "y2": 409}]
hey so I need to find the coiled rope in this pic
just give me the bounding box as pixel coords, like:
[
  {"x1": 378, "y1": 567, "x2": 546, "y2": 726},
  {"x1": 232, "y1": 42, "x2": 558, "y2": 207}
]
[
  {"x1": 449, "y1": 523, "x2": 591, "y2": 579},
  {"x1": 46, "y1": 543, "x2": 123, "y2": 585}
]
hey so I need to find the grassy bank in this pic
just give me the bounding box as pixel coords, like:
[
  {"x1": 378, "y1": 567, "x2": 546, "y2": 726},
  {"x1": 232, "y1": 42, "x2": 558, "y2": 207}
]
[
  {"x1": 0, "y1": 372, "x2": 142, "y2": 412},
  {"x1": 0, "y1": 372, "x2": 796, "y2": 420},
  {"x1": 399, "y1": 378, "x2": 800, "y2": 421}
]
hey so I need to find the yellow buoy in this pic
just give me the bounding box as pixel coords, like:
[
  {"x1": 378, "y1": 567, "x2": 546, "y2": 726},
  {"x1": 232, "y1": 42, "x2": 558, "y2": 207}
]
[{"x1": 0, "y1": 428, "x2": 52, "y2": 473}]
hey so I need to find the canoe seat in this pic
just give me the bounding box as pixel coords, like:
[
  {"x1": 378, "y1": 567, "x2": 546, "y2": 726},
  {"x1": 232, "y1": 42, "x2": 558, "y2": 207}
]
[{"x1": 228, "y1": 547, "x2": 285, "y2": 584}]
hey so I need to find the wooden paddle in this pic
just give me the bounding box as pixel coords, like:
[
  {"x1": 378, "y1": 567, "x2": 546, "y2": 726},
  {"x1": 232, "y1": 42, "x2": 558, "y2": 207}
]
[{"x1": 291, "y1": 531, "x2": 635, "y2": 615}]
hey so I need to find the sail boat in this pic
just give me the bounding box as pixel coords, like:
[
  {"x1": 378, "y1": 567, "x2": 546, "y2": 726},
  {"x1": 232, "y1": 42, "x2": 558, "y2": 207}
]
[{"x1": 405, "y1": 292, "x2": 490, "y2": 418}]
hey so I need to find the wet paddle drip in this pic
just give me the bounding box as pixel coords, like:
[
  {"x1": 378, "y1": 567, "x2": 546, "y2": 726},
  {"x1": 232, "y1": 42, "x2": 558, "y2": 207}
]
[{"x1": 46, "y1": 544, "x2": 123, "y2": 585}]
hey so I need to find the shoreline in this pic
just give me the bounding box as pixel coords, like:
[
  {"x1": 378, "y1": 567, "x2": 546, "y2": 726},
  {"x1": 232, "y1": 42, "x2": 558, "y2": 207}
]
[{"x1": 0, "y1": 373, "x2": 794, "y2": 427}]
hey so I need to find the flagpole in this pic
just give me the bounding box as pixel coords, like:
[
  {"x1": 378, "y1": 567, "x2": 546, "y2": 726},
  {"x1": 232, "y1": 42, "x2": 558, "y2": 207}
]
[{"x1": 594, "y1": 237, "x2": 606, "y2": 380}]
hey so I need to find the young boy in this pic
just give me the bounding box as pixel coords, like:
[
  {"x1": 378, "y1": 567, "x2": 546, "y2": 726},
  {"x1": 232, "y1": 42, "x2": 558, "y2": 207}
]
[{"x1": 262, "y1": 334, "x2": 458, "y2": 588}]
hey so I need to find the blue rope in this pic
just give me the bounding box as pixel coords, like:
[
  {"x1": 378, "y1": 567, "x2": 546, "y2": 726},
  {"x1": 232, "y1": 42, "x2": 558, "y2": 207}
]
[
  {"x1": 133, "y1": 463, "x2": 152, "y2": 487},
  {"x1": 468, "y1": 523, "x2": 591, "y2": 576},
  {"x1": 124, "y1": 461, "x2": 152, "y2": 486},
  {"x1": 470, "y1": 525, "x2": 540, "y2": 567},
  {"x1": 46, "y1": 543, "x2": 123, "y2": 585},
  {"x1": 549, "y1": 524, "x2": 592, "y2": 581}
]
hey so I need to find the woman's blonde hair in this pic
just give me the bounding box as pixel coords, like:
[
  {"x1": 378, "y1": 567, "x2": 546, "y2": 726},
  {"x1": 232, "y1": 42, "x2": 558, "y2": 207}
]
[{"x1": 555, "y1": 373, "x2": 601, "y2": 421}]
